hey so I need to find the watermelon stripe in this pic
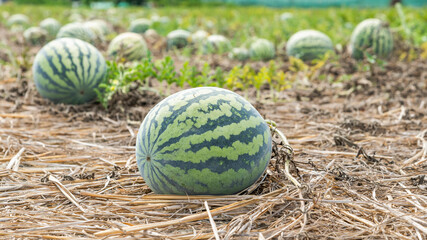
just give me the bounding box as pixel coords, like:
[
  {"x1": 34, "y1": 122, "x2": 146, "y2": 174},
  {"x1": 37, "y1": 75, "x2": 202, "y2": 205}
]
[
  {"x1": 286, "y1": 30, "x2": 334, "y2": 61},
  {"x1": 157, "y1": 115, "x2": 259, "y2": 153},
  {"x1": 350, "y1": 19, "x2": 393, "y2": 60},
  {"x1": 40, "y1": 47, "x2": 79, "y2": 91},
  {"x1": 61, "y1": 40, "x2": 85, "y2": 88},
  {"x1": 150, "y1": 94, "x2": 250, "y2": 154},
  {"x1": 156, "y1": 136, "x2": 269, "y2": 173},
  {"x1": 156, "y1": 117, "x2": 265, "y2": 159},
  {"x1": 150, "y1": 165, "x2": 188, "y2": 193},
  {"x1": 154, "y1": 100, "x2": 250, "y2": 149},
  {"x1": 35, "y1": 60, "x2": 75, "y2": 93}
]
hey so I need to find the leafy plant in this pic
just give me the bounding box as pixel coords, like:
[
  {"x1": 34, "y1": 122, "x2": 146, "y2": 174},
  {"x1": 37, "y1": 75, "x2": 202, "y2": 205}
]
[{"x1": 155, "y1": 56, "x2": 177, "y2": 95}]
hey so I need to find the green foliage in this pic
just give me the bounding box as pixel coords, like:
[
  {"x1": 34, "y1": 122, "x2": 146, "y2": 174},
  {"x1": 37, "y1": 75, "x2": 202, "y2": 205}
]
[
  {"x1": 152, "y1": 0, "x2": 216, "y2": 7},
  {"x1": 14, "y1": 0, "x2": 71, "y2": 5},
  {"x1": 96, "y1": 55, "x2": 157, "y2": 109},
  {"x1": 155, "y1": 56, "x2": 177, "y2": 95}
]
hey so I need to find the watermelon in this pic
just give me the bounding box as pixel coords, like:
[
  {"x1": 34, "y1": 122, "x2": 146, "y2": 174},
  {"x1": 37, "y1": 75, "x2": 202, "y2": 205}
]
[
  {"x1": 279, "y1": 12, "x2": 293, "y2": 22},
  {"x1": 286, "y1": 29, "x2": 334, "y2": 61},
  {"x1": 249, "y1": 38, "x2": 275, "y2": 61},
  {"x1": 349, "y1": 18, "x2": 393, "y2": 60},
  {"x1": 32, "y1": 38, "x2": 106, "y2": 104},
  {"x1": 84, "y1": 20, "x2": 110, "y2": 41},
  {"x1": 68, "y1": 13, "x2": 83, "y2": 22},
  {"x1": 136, "y1": 87, "x2": 272, "y2": 195},
  {"x1": 151, "y1": 15, "x2": 170, "y2": 24},
  {"x1": 40, "y1": 18, "x2": 61, "y2": 39},
  {"x1": 7, "y1": 14, "x2": 29, "y2": 28},
  {"x1": 108, "y1": 32, "x2": 148, "y2": 61},
  {"x1": 190, "y1": 30, "x2": 209, "y2": 45},
  {"x1": 167, "y1": 29, "x2": 191, "y2": 49},
  {"x1": 203, "y1": 35, "x2": 231, "y2": 54},
  {"x1": 228, "y1": 47, "x2": 250, "y2": 61},
  {"x1": 23, "y1": 27, "x2": 48, "y2": 46},
  {"x1": 129, "y1": 18, "x2": 151, "y2": 34},
  {"x1": 144, "y1": 29, "x2": 160, "y2": 41},
  {"x1": 88, "y1": 19, "x2": 110, "y2": 36},
  {"x1": 56, "y1": 23, "x2": 97, "y2": 44}
]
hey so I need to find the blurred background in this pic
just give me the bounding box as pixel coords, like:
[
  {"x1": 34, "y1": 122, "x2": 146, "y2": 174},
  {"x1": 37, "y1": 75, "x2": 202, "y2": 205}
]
[{"x1": 2, "y1": 0, "x2": 427, "y2": 7}]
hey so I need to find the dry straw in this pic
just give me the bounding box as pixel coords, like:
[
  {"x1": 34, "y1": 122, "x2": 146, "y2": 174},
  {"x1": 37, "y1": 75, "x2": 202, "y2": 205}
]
[{"x1": 1, "y1": 97, "x2": 426, "y2": 239}]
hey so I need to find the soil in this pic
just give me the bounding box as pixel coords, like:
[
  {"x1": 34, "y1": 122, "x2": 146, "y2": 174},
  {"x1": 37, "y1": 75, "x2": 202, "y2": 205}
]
[{"x1": 0, "y1": 25, "x2": 426, "y2": 239}]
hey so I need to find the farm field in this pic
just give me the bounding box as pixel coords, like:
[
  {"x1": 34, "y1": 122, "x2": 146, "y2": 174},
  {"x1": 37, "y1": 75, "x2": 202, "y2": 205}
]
[{"x1": 0, "y1": 3, "x2": 426, "y2": 239}]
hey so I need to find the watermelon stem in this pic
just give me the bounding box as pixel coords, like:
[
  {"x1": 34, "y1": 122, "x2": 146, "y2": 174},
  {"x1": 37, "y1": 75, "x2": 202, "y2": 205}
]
[{"x1": 265, "y1": 119, "x2": 301, "y2": 188}]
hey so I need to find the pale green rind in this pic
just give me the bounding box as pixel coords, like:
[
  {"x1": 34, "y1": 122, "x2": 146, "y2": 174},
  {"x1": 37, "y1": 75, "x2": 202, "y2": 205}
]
[
  {"x1": 286, "y1": 29, "x2": 334, "y2": 61},
  {"x1": 203, "y1": 35, "x2": 231, "y2": 54},
  {"x1": 24, "y1": 27, "x2": 48, "y2": 46},
  {"x1": 129, "y1": 18, "x2": 151, "y2": 33},
  {"x1": 40, "y1": 18, "x2": 61, "y2": 38},
  {"x1": 249, "y1": 38, "x2": 275, "y2": 61},
  {"x1": 107, "y1": 32, "x2": 148, "y2": 61},
  {"x1": 349, "y1": 18, "x2": 393, "y2": 60},
  {"x1": 56, "y1": 23, "x2": 97, "y2": 44},
  {"x1": 167, "y1": 29, "x2": 191, "y2": 49}
]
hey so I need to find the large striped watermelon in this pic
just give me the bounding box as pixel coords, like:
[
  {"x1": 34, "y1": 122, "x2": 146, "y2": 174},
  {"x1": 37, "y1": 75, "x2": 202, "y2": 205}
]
[
  {"x1": 108, "y1": 32, "x2": 148, "y2": 61},
  {"x1": 32, "y1": 38, "x2": 106, "y2": 104},
  {"x1": 136, "y1": 87, "x2": 272, "y2": 195},
  {"x1": 286, "y1": 29, "x2": 334, "y2": 61},
  {"x1": 349, "y1": 18, "x2": 393, "y2": 60}
]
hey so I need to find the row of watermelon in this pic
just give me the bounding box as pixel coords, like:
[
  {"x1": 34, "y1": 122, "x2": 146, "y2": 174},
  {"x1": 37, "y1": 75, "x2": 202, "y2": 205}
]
[{"x1": 8, "y1": 13, "x2": 393, "y2": 63}]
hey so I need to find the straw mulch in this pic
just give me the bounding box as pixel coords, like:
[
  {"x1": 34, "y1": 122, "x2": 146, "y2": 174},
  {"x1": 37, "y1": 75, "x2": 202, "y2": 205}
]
[{"x1": 1, "y1": 52, "x2": 427, "y2": 239}]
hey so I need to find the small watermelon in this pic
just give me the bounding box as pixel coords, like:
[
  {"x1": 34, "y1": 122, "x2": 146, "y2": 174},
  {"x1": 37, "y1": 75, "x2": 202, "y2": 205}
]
[
  {"x1": 40, "y1": 18, "x2": 61, "y2": 39},
  {"x1": 144, "y1": 29, "x2": 160, "y2": 41},
  {"x1": 68, "y1": 13, "x2": 83, "y2": 22},
  {"x1": 32, "y1": 38, "x2": 106, "y2": 104},
  {"x1": 249, "y1": 38, "x2": 275, "y2": 61},
  {"x1": 84, "y1": 20, "x2": 110, "y2": 41},
  {"x1": 167, "y1": 29, "x2": 191, "y2": 49},
  {"x1": 349, "y1": 18, "x2": 393, "y2": 60},
  {"x1": 229, "y1": 47, "x2": 250, "y2": 61},
  {"x1": 7, "y1": 14, "x2": 29, "y2": 28},
  {"x1": 129, "y1": 18, "x2": 151, "y2": 34},
  {"x1": 108, "y1": 32, "x2": 148, "y2": 61},
  {"x1": 286, "y1": 29, "x2": 334, "y2": 61},
  {"x1": 57, "y1": 23, "x2": 97, "y2": 44},
  {"x1": 88, "y1": 19, "x2": 110, "y2": 36},
  {"x1": 203, "y1": 34, "x2": 231, "y2": 54},
  {"x1": 190, "y1": 30, "x2": 209, "y2": 45},
  {"x1": 136, "y1": 87, "x2": 272, "y2": 195},
  {"x1": 23, "y1": 27, "x2": 48, "y2": 46},
  {"x1": 279, "y1": 12, "x2": 293, "y2": 22}
]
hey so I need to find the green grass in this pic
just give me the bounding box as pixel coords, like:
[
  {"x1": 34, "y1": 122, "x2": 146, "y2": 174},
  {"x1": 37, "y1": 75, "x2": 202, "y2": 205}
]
[{"x1": 1, "y1": 4, "x2": 426, "y2": 45}]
